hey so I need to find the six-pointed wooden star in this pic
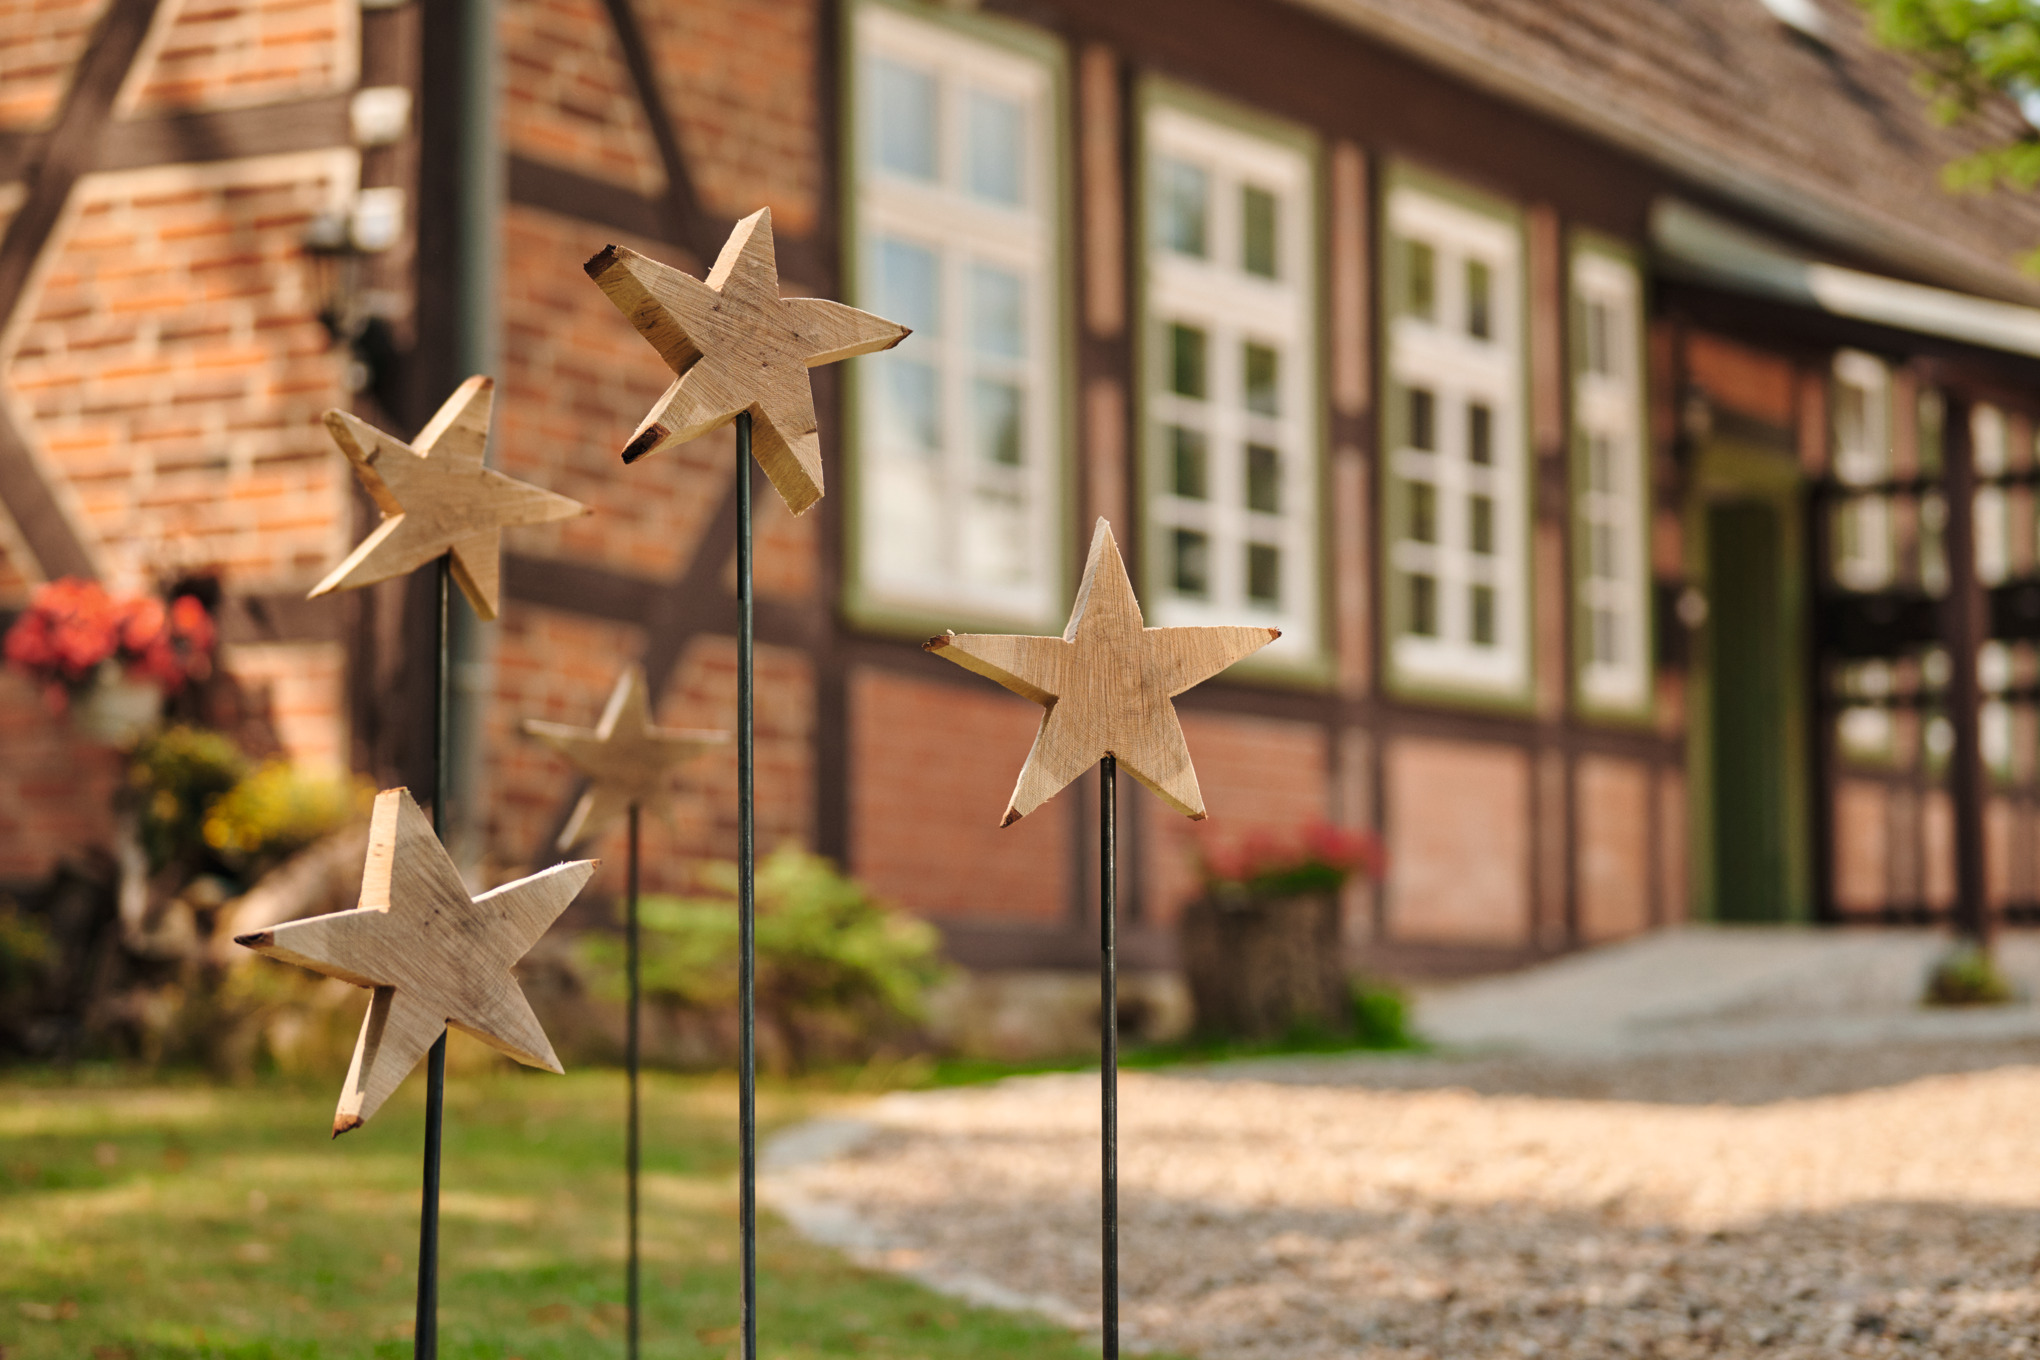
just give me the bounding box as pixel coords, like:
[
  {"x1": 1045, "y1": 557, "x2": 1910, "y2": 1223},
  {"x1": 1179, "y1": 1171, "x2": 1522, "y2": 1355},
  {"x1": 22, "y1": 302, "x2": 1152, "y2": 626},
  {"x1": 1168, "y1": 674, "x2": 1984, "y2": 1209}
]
[
  {"x1": 310, "y1": 375, "x2": 588, "y2": 620},
  {"x1": 925, "y1": 518, "x2": 1279, "y2": 826},
  {"x1": 523, "y1": 664, "x2": 729, "y2": 851},
  {"x1": 235, "y1": 787, "x2": 596, "y2": 1135},
  {"x1": 583, "y1": 206, "x2": 911, "y2": 515}
]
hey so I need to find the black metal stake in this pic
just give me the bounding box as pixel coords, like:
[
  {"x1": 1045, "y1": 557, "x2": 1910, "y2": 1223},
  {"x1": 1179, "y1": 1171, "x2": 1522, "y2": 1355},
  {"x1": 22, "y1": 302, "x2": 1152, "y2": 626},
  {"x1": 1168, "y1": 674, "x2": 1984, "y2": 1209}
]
[
  {"x1": 736, "y1": 411, "x2": 758, "y2": 1360},
  {"x1": 1100, "y1": 755, "x2": 1118, "y2": 1360},
  {"x1": 626, "y1": 800, "x2": 643, "y2": 1360},
  {"x1": 417, "y1": 553, "x2": 452, "y2": 1359}
]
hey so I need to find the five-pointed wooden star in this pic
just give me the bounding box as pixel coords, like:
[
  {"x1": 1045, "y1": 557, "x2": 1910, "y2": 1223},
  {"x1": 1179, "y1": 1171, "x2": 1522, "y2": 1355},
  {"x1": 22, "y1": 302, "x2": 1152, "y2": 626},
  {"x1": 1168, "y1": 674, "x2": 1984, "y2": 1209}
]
[
  {"x1": 310, "y1": 375, "x2": 588, "y2": 620},
  {"x1": 235, "y1": 787, "x2": 595, "y2": 1135},
  {"x1": 583, "y1": 206, "x2": 911, "y2": 515},
  {"x1": 522, "y1": 664, "x2": 728, "y2": 851},
  {"x1": 925, "y1": 519, "x2": 1279, "y2": 826}
]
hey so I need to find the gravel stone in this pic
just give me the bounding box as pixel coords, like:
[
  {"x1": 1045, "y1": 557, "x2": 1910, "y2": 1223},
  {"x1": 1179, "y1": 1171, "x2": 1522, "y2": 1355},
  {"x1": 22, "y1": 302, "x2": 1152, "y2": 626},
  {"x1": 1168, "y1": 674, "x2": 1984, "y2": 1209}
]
[{"x1": 771, "y1": 1043, "x2": 2040, "y2": 1358}]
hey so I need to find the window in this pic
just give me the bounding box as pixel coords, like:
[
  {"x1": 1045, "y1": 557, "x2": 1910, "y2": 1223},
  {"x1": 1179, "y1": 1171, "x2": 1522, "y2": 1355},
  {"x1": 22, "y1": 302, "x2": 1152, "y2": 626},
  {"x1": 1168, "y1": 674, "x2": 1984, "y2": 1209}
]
[
  {"x1": 851, "y1": 4, "x2": 1064, "y2": 625},
  {"x1": 1144, "y1": 98, "x2": 1318, "y2": 659},
  {"x1": 1830, "y1": 350, "x2": 1893, "y2": 591},
  {"x1": 1973, "y1": 403, "x2": 2011, "y2": 586},
  {"x1": 1570, "y1": 245, "x2": 1650, "y2": 713},
  {"x1": 1384, "y1": 179, "x2": 1527, "y2": 694}
]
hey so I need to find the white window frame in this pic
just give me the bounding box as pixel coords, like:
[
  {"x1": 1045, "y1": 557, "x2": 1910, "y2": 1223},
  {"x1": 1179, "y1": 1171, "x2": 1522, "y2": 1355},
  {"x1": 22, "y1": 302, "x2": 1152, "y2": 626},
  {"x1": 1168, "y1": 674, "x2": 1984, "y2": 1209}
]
[
  {"x1": 1831, "y1": 349, "x2": 1893, "y2": 591},
  {"x1": 1570, "y1": 245, "x2": 1651, "y2": 714},
  {"x1": 1384, "y1": 180, "x2": 1529, "y2": 695},
  {"x1": 1142, "y1": 98, "x2": 1320, "y2": 662},
  {"x1": 848, "y1": 2, "x2": 1065, "y2": 628}
]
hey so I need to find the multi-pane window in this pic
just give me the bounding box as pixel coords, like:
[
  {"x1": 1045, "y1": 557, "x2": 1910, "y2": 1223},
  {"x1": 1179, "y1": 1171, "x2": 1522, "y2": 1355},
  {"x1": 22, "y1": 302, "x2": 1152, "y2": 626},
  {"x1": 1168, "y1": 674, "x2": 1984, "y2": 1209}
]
[
  {"x1": 1830, "y1": 352, "x2": 1896, "y2": 758},
  {"x1": 1830, "y1": 350, "x2": 1893, "y2": 590},
  {"x1": 851, "y1": 4, "x2": 1062, "y2": 624},
  {"x1": 1385, "y1": 182, "x2": 1526, "y2": 693},
  {"x1": 1144, "y1": 101, "x2": 1318, "y2": 660},
  {"x1": 1973, "y1": 403, "x2": 2011, "y2": 585},
  {"x1": 1571, "y1": 246, "x2": 1650, "y2": 712}
]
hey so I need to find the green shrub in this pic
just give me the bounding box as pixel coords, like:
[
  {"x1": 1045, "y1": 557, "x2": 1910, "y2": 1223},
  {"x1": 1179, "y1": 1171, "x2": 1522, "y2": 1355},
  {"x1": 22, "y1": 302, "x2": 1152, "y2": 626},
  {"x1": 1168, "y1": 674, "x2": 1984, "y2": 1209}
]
[
  {"x1": 579, "y1": 848, "x2": 949, "y2": 1072},
  {"x1": 203, "y1": 760, "x2": 370, "y2": 871},
  {"x1": 128, "y1": 725, "x2": 246, "y2": 871},
  {"x1": 1925, "y1": 943, "x2": 2016, "y2": 1007},
  {"x1": 1350, "y1": 977, "x2": 1415, "y2": 1049}
]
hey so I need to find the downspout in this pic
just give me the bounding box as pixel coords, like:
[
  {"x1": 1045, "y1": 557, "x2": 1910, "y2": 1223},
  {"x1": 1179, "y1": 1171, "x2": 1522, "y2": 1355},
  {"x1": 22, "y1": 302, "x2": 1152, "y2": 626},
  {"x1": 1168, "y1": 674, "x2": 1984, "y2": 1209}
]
[{"x1": 436, "y1": 0, "x2": 501, "y2": 876}]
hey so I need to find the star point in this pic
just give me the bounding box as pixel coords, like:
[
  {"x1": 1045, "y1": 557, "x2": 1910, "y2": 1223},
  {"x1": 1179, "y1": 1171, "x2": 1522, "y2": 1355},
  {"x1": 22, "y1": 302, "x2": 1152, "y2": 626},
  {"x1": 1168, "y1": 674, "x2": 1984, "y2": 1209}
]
[
  {"x1": 522, "y1": 664, "x2": 728, "y2": 850},
  {"x1": 310, "y1": 375, "x2": 589, "y2": 620},
  {"x1": 925, "y1": 519, "x2": 1278, "y2": 825},
  {"x1": 235, "y1": 787, "x2": 595, "y2": 1132},
  {"x1": 584, "y1": 206, "x2": 912, "y2": 514}
]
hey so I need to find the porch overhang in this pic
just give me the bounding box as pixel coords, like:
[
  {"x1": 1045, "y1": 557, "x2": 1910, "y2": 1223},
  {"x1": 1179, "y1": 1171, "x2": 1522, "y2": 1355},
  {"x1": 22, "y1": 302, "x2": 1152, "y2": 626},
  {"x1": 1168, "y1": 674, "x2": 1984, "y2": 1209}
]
[{"x1": 1651, "y1": 199, "x2": 2040, "y2": 362}]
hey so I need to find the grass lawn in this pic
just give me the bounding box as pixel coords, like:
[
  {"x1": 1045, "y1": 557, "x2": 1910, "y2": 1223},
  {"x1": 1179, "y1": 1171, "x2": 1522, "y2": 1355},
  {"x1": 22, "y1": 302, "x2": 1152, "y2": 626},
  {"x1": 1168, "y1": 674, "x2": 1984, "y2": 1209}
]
[{"x1": 0, "y1": 1045, "x2": 1118, "y2": 1360}]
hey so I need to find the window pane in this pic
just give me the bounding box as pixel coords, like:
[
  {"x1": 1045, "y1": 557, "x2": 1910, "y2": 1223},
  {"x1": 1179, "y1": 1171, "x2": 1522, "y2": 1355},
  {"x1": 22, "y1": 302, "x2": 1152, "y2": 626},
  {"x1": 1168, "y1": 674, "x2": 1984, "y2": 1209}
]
[
  {"x1": 971, "y1": 263, "x2": 1024, "y2": 358},
  {"x1": 1247, "y1": 542, "x2": 1280, "y2": 604},
  {"x1": 1404, "y1": 238, "x2": 1435, "y2": 320},
  {"x1": 1835, "y1": 383, "x2": 1867, "y2": 457},
  {"x1": 1156, "y1": 157, "x2": 1209, "y2": 258},
  {"x1": 1170, "y1": 425, "x2": 1208, "y2": 499},
  {"x1": 973, "y1": 378, "x2": 1022, "y2": 465},
  {"x1": 1169, "y1": 322, "x2": 1208, "y2": 399},
  {"x1": 1585, "y1": 299, "x2": 1612, "y2": 376},
  {"x1": 1407, "y1": 386, "x2": 1436, "y2": 452},
  {"x1": 874, "y1": 237, "x2": 939, "y2": 336},
  {"x1": 1244, "y1": 342, "x2": 1280, "y2": 416},
  {"x1": 1407, "y1": 573, "x2": 1437, "y2": 636},
  {"x1": 1470, "y1": 584, "x2": 1497, "y2": 646},
  {"x1": 1469, "y1": 401, "x2": 1492, "y2": 465},
  {"x1": 1470, "y1": 494, "x2": 1494, "y2": 555},
  {"x1": 1246, "y1": 443, "x2": 1280, "y2": 514},
  {"x1": 1590, "y1": 522, "x2": 1617, "y2": 580},
  {"x1": 1466, "y1": 259, "x2": 1492, "y2": 339},
  {"x1": 1172, "y1": 528, "x2": 1210, "y2": 597},
  {"x1": 873, "y1": 58, "x2": 937, "y2": 180},
  {"x1": 1242, "y1": 184, "x2": 1277, "y2": 278},
  {"x1": 967, "y1": 88, "x2": 1025, "y2": 205},
  {"x1": 1588, "y1": 433, "x2": 1614, "y2": 493},
  {"x1": 882, "y1": 358, "x2": 940, "y2": 452},
  {"x1": 1592, "y1": 607, "x2": 1619, "y2": 665},
  {"x1": 1406, "y1": 479, "x2": 1436, "y2": 543}
]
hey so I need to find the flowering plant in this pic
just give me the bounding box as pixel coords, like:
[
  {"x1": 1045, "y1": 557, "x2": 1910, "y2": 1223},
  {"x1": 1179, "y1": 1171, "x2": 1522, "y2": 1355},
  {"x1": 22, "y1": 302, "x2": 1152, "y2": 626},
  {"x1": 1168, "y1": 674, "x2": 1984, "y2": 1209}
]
[
  {"x1": 1198, "y1": 820, "x2": 1386, "y2": 900},
  {"x1": 4, "y1": 577, "x2": 216, "y2": 714}
]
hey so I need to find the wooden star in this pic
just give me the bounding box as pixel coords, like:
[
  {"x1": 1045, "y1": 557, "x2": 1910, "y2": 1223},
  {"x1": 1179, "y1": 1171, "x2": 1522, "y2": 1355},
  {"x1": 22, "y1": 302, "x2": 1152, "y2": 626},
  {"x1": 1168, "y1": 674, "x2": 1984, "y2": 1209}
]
[
  {"x1": 583, "y1": 206, "x2": 911, "y2": 515},
  {"x1": 310, "y1": 375, "x2": 589, "y2": 620},
  {"x1": 235, "y1": 788, "x2": 595, "y2": 1135},
  {"x1": 522, "y1": 664, "x2": 728, "y2": 851},
  {"x1": 924, "y1": 519, "x2": 1279, "y2": 826}
]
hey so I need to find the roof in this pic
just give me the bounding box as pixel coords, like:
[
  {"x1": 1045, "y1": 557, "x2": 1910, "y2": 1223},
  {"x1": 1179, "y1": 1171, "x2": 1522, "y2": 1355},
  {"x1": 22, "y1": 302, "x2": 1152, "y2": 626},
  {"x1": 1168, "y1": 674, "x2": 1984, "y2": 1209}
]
[{"x1": 1289, "y1": 0, "x2": 2040, "y2": 304}]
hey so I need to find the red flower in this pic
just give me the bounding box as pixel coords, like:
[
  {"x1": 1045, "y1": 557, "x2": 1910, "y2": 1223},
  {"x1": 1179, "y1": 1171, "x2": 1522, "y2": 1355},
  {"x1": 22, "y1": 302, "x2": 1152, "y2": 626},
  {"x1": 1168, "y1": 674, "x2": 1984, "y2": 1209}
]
[{"x1": 4, "y1": 577, "x2": 216, "y2": 699}]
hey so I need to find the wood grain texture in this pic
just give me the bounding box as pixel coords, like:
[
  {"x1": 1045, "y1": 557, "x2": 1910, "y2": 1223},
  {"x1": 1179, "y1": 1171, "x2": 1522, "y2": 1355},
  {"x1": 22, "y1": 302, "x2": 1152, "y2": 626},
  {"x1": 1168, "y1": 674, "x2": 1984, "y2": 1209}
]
[
  {"x1": 582, "y1": 207, "x2": 910, "y2": 514},
  {"x1": 522, "y1": 663, "x2": 727, "y2": 850},
  {"x1": 309, "y1": 375, "x2": 589, "y2": 619},
  {"x1": 235, "y1": 788, "x2": 596, "y2": 1134},
  {"x1": 925, "y1": 518, "x2": 1278, "y2": 825}
]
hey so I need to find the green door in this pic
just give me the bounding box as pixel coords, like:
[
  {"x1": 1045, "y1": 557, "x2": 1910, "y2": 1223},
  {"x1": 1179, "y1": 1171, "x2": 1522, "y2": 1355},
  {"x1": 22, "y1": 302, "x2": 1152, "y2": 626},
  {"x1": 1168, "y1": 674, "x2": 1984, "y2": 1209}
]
[{"x1": 1707, "y1": 500, "x2": 1791, "y2": 921}]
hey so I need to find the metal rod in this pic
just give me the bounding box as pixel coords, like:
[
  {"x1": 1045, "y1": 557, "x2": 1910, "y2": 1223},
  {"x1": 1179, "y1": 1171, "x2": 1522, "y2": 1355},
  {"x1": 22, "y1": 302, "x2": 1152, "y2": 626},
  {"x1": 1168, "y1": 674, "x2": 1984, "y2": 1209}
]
[
  {"x1": 417, "y1": 554, "x2": 452, "y2": 1359},
  {"x1": 1100, "y1": 755, "x2": 1118, "y2": 1360},
  {"x1": 626, "y1": 800, "x2": 642, "y2": 1360},
  {"x1": 736, "y1": 411, "x2": 758, "y2": 1360}
]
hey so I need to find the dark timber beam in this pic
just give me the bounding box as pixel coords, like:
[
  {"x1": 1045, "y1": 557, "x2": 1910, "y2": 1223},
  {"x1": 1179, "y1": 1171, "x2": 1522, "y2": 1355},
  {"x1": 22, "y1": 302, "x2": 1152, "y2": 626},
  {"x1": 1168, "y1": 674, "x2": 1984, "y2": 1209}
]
[{"x1": 1941, "y1": 390, "x2": 1994, "y2": 948}]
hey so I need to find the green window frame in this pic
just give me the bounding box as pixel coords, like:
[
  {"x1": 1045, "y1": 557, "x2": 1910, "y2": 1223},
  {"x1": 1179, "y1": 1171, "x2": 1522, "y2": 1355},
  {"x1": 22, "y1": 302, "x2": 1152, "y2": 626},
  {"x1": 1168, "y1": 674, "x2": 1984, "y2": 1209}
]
[
  {"x1": 1379, "y1": 165, "x2": 1532, "y2": 707},
  {"x1": 840, "y1": 0, "x2": 1074, "y2": 636}
]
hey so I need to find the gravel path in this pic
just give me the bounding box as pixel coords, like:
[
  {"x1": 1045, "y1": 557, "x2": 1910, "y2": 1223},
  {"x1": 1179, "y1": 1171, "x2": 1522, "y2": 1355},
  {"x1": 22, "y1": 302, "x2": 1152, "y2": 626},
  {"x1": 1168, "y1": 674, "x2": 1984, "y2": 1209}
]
[{"x1": 767, "y1": 1042, "x2": 2040, "y2": 1358}]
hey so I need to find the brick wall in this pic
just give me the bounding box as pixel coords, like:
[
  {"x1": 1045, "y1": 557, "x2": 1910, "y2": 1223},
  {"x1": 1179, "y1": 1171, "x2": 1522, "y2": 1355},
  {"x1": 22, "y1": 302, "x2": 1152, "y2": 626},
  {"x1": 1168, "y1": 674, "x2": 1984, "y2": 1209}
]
[
  {"x1": 1575, "y1": 754, "x2": 1650, "y2": 942},
  {"x1": 502, "y1": 0, "x2": 663, "y2": 195},
  {"x1": 0, "y1": 0, "x2": 108, "y2": 128},
  {"x1": 1386, "y1": 736, "x2": 1532, "y2": 946},
  {"x1": 850, "y1": 668, "x2": 1070, "y2": 921},
  {"x1": 7, "y1": 153, "x2": 355, "y2": 594},
  {"x1": 129, "y1": 0, "x2": 356, "y2": 114}
]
